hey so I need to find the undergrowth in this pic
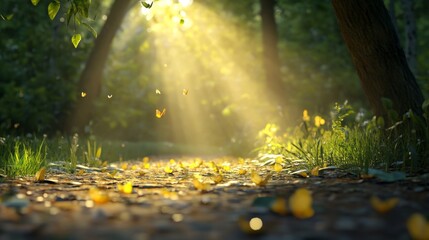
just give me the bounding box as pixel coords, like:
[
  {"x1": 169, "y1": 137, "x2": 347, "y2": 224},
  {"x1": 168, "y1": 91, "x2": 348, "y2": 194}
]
[
  {"x1": 0, "y1": 137, "x2": 47, "y2": 177},
  {"x1": 256, "y1": 101, "x2": 429, "y2": 175}
]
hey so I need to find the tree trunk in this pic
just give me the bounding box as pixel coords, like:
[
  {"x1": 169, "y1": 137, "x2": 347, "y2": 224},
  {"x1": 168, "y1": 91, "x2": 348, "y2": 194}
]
[
  {"x1": 260, "y1": 0, "x2": 283, "y2": 105},
  {"x1": 331, "y1": 0, "x2": 424, "y2": 121},
  {"x1": 401, "y1": 0, "x2": 417, "y2": 75},
  {"x1": 388, "y1": 0, "x2": 400, "y2": 38},
  {"x1": 64, "y1": 0, "x2": 131, "y2": 133}
]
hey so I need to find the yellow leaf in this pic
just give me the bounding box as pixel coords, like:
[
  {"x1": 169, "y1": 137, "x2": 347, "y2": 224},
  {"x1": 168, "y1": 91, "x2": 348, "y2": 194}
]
[
  {"x1": 35, "y1": 167, "x2": 46, "y2": 182},
  {"x1": 251, "y1": 171, "x2": 271, "y2": 186},
  {"x1": 189, "y1": 158, "x2": 203, "y2": 169},
  {"x1": 89, "y1": 187, "x2": 109, "y2": 204},
  {"x1": 275, "y1": 156, "x2": 283, "y2": 164},
  {"x1": 192, "y1": 178, "x2": 211, "y2": 191},
  {"x1": 274, "y1": 163, "x2": 283, "y2": 172},
  {"x1": 310, "y1": 166, "x2": 319, "y2": 176},
  {"x1": 289, "y1": 188, "x2": 314, "y2": 219},
  {"x1": 238, "y1": 169, "x2": 247, "y2": 175},
  {"x1": 142, "y1": 156, "x2": 150, "y2": 163},
  {"x1": 164, "y1": 165, "x2": 174, "y2": 174},
  {"x1": 121, "y1": 163, "x2": 128, "y2": 170},
  {"x1": 169, "y1": 159, "x2": 176, "y2": 165},
  {"x1": 161, "y1": 189, "x2": 178, "y2": 200},
  {"x1": 155, "y1": 89, "x2": 161, "y2": 94},
  {"x1": 212, "y1": 174, "x2": 223, "y2": 184},
  {"x1": 221, "y1": 162, "x2": 231, "y2": 171},
  {"x1": 407, "y1": 213, "x2": 429, "y2": 240},
  {"x1": 81, "y1": 92, "x2": 87, "y2": 97},
  {"x1": 182, "y1": 89, "x2": 189, "y2": 95},
  {"x1": 117, "y1": 182, "x2": 133, "y2": 194},
  {"x1": 209, "y1": 161, "x2": 219, "y2": 173},
  {"x1": 156, "y1": 108, "x2": 166, "y2": 118},
  {"x1": 270, "y1": 198, "x2": 288, "y2": 215},
  {"x1": 370, "y1": 196, "x2": 399, "y2": 214},
  {"x1": 299, "y1": 172, "x2": 308, "y2": 178},
  {"x1": 107, "y1": 94, "x2": 113, "y2": 99}
]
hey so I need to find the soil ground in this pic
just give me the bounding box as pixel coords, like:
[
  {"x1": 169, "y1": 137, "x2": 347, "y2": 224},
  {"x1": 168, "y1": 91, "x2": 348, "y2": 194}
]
[{"x1": 0, "y1": 156, "x2": 428, "y2": 240}]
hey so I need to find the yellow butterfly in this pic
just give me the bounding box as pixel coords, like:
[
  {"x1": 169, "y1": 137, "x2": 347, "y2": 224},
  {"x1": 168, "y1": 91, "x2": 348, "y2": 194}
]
[{"x1": 156, "y1": 108, "x2": 166, "y2": 118}]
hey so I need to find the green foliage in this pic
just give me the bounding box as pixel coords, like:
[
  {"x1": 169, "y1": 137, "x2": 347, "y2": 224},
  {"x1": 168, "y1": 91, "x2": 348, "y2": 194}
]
[
  {"x1": 31, "y1": 0, "x2": 41, "y2": 6},
  {"x1": 140, "y1": 1, "x2": 153, "y2": 9},
  {"x1": 0, "y1": 138, "x2": 46, "y2": 177},
  {"x1": 71, "y1": 33, "x2": 82, "y2": 48},
  {"x1": 0, "y1": 1, "x2": 101, "y2": 134},
  {"x1": 256, "y1": 102, "x2": 429, "y2": 175},
  {"x1": 83, "y1": 138, "x2": 103, "y2": 167},
  {"x1": 48, "y1": 1, "x2": 61, "y2": 20}
]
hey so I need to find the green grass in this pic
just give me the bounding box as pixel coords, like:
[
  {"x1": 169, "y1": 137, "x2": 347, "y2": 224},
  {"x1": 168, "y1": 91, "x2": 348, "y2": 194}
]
[
  {"x1": 256, "y1": 102, "x2": 429, "y2": 175},
  {"x1": 0, "y1": 138, "x2": 46, "y2": 177},
  {"x1": 0, "y1": 134, "x2": 227, "y2": 177}
]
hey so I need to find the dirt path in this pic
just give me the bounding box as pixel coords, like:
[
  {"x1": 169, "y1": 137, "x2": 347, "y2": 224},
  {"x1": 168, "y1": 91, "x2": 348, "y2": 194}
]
[{"x1": 1, "y1": 157, "x2": 428, "y2": 240}]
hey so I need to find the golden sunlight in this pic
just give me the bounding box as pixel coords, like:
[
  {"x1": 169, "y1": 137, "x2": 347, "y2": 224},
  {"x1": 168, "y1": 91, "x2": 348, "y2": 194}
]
[{"x1": 118, "y1": 0, "x2": 288, "y2": 145}]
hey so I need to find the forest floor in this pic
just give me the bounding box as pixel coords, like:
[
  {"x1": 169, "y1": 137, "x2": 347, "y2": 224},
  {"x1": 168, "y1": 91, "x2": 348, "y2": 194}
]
[{"x1": 0, "y1": 156, "x2": 428, "y2": 240}]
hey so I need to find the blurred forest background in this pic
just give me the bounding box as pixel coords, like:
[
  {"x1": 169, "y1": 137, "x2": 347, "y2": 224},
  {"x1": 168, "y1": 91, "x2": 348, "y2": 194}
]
[{"x1": 1, "y1": 0, "x2": 429, "y2": 154}]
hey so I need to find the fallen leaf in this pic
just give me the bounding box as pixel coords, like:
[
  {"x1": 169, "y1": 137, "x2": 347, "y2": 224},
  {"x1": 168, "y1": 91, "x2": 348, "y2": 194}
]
[
  {"x1": 407, "y1": 213, "x2": 429, "y2": 240},
  {"x1": 117, "y1": 182, "x2": 133, "y2": 194},
  {"x1": 367, "y1": 168, "x2": 406, "y2": 182},
  {"x1": 289, "y1": 188, "x2": 314, "y2": 219},
  {"x1": 270, "y1": 197, "x2": 288, "y2": 215},
  {"x1": 156, "y1": 89, "x2": 161, "y2": 94},
  {"x1": 209, "y1": 161, "x2": 219, "y2": 173},
  {"x1": 291, "y1": 170, "x2": 308, "y2": 178},
  {"x1": 34, "y1": 167, "x2": 46, "y2": 182},
  {"x1": 81, "y1": 92, "x2": 87, "y2": 97},
  {"x1": 89, "y1": 187, "x2": 109, "y2": 204},
  {"x1": 370, "y1": 196, "x2": 399, "y2": 214},
  {"x1": 212, "y1": 174, "x2": 223, "y2": 184},
  {"x1": 182, "y1": 89, "x2": 189, "y2": 95},
  {"x1": 164, "y1": 165, "x2": 174, "y2": 174},
  {"x1": 274, "y1": 163, "x2": 283, "y2": 172},
  {"x1": 192, "y1": 178, "x2": 211, "y2": 191},
  {"x1": 310, "y1": 166, "x2": 320, "y2": 176},
  {"x1": 238, "y1": 169, "x2": 247, "y2": 175},
  {"x1": 251, "y1": 171, "x2": 272, "y2": 186}
]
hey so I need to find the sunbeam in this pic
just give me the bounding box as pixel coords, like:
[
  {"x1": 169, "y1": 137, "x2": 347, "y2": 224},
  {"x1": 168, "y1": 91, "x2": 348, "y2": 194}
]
[{"x1": 107, "y1": 0, "x2": 288, "y2": 149}]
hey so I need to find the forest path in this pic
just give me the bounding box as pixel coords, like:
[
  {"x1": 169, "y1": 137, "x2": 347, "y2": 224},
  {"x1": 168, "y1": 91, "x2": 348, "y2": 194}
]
[{"x1": 0, "y1": 156, "x2": 428, "y2": 240}]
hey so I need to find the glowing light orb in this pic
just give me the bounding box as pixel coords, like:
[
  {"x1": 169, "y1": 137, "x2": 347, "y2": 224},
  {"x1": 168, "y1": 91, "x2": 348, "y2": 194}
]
[{"x1": 249, "y1": 217, "x2": 263, "y2": 231}]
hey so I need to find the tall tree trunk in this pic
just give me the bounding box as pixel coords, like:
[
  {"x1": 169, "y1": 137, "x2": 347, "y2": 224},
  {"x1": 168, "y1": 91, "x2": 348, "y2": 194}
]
[
  {"x1": 401, "y1": 0, "x2": 417, "y2": 75},
  {"x1": 388, "y1": 0, "x2": 400, "y2": 38},
  {"x1": 260, "y1": 0, "x2": 283, "y2": 105},
  {"x1": 64, "y1": 0, "x2": 131, "y2": 133},
  {"x1": 332, "y1": 0, "x2": 424, "y2": 122}
]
